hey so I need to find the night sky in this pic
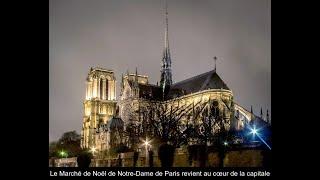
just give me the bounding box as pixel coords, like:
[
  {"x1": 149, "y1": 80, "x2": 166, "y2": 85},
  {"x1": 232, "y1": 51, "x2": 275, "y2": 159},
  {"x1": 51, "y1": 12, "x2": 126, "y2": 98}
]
[{"x1": 49, "y1": 0, "x2": 271, "y2": 142}]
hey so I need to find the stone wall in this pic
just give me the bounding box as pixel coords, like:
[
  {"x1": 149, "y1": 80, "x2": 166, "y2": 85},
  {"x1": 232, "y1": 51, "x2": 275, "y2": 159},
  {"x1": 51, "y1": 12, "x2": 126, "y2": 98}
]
[
  {"x1": 224, "y1": 150, "x2": 263, "y2": 167},
  {"x1": 51, "y1": 157, "x2": 77, "y2": 167},
  {"x1": 207, "y1": 152, "x2": 220, "y2": 167},
  {"x1": 173, "y1": 153, "x2": 189, "y2": 167},
  {"x1": 206, "y1": 149, "x2": 265, "y2": 167},
  {"x1": 89, "y1": 148, "x2": 269, "y2": 167}
]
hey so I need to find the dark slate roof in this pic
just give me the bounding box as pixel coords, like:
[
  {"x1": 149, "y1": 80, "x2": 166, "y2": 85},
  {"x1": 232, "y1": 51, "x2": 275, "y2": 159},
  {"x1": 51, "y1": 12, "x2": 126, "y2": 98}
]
[
  {"x1": 130, "y1": 70, "x2": 229, "y2": 101},
  {"x1": 126, "y1": 78, "x2": 163, "y2": 100},
  {"x1": 106, "y1": 117, "x2": 124, "y2": 130},
  {"x1": 166, "y1": 70, "x2": 229, "y2": 99},
  {"x1": 138, "y1": 84, "x2": 163, "y2": 100}
]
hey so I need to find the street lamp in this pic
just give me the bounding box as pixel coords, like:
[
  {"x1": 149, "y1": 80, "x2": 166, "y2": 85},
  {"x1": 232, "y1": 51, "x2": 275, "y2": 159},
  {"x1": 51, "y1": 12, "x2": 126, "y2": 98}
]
[
  {"x1": 247, "y1": 125, "x2": 271, "y2": 150},
  {"x1": 142, "y1": 137, "x2": 152, "y2": 167},
  {"x1": 250, "y1": 127, "x2": 258, "y2": 135},
  {"x1": 59, "y1": 150, "x2": 67, "y2": 158},
  {"x1": 90, "y1": 147, "x2": 96, "y2": 156},
  {"x1": 143, "y1": 139, "x2": 151, "y2": 149},
  {"x1": 89, "y1": 147, "x2": 97, "y2": 167},
  {"x1": 223, "y1": 141, "x2": 228, "y2": 146},
  {"x1": 59, "y1": 150, "x2": 68, "y2": 167},
  {"x1": 59, "y1": 151, "x2": 64, "y2": 157}
]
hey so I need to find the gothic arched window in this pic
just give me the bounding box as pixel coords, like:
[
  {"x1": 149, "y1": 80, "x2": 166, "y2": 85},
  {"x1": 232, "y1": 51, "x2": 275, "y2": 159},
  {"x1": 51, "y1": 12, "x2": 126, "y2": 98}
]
[
  {"x1": 106, "y1": 80, "x2": 108, "y2": 100},
  {"x1": 100, "y1": 79, "x2": 103, "y2": 99}
]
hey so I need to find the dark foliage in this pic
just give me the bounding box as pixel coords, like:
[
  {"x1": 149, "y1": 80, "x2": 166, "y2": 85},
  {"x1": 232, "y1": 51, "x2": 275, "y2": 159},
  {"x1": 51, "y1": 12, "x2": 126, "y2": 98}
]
[
  {"x1": 133, "y1": 151, "x2": 139, "y2": 167},
  {"x1": 148, "y1": 150, "x2": 154, "y2": 167},
  {"x1": 49, "y1": 131, "x2": 82, "y2": 158},
  {"x1": 115, "y1": 144, "x2": 130, "y2": 153},
  {"x1": 187, "y1": 145, "x2": 207, "y2": 167},
  {"x1": 158, "y1": 143, "x2": 175, "y2": 167},
  {"x1": 77, "y1": 152, "x2": 92, "y2": 168},
  {"x1": 117, "y1": 154, "x2": 122, "y2": 167}
]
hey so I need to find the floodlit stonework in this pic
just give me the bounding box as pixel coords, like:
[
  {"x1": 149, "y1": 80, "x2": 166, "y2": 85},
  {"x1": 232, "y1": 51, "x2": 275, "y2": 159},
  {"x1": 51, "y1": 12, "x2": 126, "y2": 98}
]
[{"x1": 81, "y1": 68, "x2": 117, "y2": 149}]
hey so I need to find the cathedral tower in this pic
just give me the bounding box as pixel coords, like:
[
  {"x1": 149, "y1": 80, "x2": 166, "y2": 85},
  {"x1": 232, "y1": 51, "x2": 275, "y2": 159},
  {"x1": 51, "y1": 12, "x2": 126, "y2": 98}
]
[
  {"x1": 160, "y1": 0, "x2": 173, "y2": 96},
  {"x1": 81, "y1": 67, "x2": 117, "y2": 149}
]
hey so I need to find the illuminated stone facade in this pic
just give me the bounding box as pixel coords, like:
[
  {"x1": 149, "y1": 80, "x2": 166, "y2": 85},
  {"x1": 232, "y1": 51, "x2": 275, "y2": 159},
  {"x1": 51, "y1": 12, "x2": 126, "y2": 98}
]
[
  {"x1": 81, "y1": 67, "x2": 117, "y2": 149},
  {"x1": 118, "y1": 69, "x2": 237, "y2": 147},
  {"x1": 81, "y1": 67, "x2": 265, "y2": 153}
]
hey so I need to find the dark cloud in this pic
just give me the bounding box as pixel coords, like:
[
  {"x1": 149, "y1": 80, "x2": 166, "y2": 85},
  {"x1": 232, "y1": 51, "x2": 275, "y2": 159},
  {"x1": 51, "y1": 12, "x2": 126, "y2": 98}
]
[{"x1": 49, "y1": 0, "x2": 270, "y2": 142}]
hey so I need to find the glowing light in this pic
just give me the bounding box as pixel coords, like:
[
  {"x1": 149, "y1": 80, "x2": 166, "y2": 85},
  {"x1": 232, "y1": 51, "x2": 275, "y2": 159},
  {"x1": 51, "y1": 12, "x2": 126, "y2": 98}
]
[
  {"x1": 90, "y1": 147, "x2": 96, "y2": 154},
  {"x1": 144, "y1": 141, "x2": 150, "y2": 147},
  {"x1": 223, "y1": 141, "x2": 228, "y2": 146},
  {"x1": 59, "y1": 150, "x2": 67, "y2": 158},
  {"x1": 142, "y1": 137, "x2": 152, "y2": 148},
  {"x1": 247, "y1": 124, "x2": 271, "y2": 150},
  {"x1": 251, "y1": 128, "x2": 258, "y2": 135},
  {"x1": 141, "y1": 137, "x2": 152, "y2": 167}
]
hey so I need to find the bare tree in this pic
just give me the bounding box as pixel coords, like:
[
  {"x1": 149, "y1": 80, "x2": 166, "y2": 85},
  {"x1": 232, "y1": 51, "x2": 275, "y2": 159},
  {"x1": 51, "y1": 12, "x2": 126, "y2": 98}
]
[
  {"x1": 141, "y1": 99, "x2": 201, "y2": 147},
  {"x1": 198, "y1": 99, "x2": 232, "y2": 167},
  {"x1": 178, "y1": 99, "x2": 232, "y2": 167},
  {"x1": 121, "y1": 101, "x2": 143, "y2": 150},
  {"x1": 121, "y1": 95, "x2": 233, "y2": 167}
]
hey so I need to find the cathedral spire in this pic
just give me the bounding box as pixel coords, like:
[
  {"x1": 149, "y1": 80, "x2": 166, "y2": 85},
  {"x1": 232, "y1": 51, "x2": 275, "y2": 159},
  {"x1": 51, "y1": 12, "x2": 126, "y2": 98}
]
[
  {"x1": 160, "y1": 0, "x2": 173, "y2": 92},
  {"x1": 164, "y1": 0, "x2": 170, "y2": 56},
  {"x1": 133, "y1": 67, "x2": 139, "y2": 97}
]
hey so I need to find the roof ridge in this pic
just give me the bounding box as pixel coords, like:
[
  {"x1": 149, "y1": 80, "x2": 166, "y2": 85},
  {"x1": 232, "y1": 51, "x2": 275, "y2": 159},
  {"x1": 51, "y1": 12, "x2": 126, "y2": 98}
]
[
  {"x1": 173, "y1": 70, "x2": 215, "y2": 86},
  {"x1": 139, "y1": 83, "x2": 160, "y2": 87}
]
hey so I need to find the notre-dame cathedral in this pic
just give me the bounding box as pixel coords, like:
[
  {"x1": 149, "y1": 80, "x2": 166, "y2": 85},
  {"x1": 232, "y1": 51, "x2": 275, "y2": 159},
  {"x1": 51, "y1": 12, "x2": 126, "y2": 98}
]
[{"x1": 80, "y1": 1, "x2": 270, "y2": 156}]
